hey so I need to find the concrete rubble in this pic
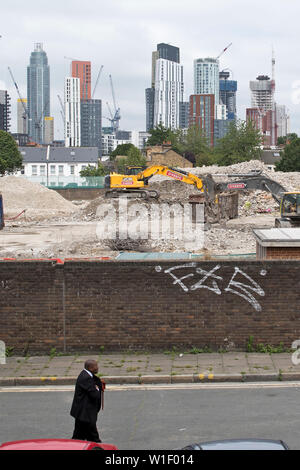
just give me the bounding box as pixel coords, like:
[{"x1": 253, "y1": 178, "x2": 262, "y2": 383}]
[{"x1": 0, "y1": 160, "x2": 300, "y2": 259}]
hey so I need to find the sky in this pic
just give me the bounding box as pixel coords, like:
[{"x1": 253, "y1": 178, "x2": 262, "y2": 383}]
[{"x1": 1, "y1": 0, "x2": 300, "y2": 140}]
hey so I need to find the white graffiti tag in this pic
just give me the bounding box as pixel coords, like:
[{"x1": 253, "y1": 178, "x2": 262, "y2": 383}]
[
  {"x1": 162, "y1": 263, "x2": 197, "y2": 293},
  {"x1": 157, "y1": 264, "x2": 267, "y2": 312},
  {"x1": 224, "y1": 267, "x2": 265, "y2": 312},
  {"x1": 190, "y1": 265, "x2": 222, "y2": 295}
]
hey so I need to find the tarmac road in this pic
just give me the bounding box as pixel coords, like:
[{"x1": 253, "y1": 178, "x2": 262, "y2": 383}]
[{"x1": 1, "y1": 382, "x2": 300, "y2": 450}]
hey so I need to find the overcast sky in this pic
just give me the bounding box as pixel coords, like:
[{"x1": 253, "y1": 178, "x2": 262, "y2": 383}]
[{"x1": 1, "y1": 0, "x2": 300, "y2": 139}]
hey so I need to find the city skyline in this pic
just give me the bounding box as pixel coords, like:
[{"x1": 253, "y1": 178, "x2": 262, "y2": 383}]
[{"x1": 0, "y1": 0, "x2": 299, "y2": 139}]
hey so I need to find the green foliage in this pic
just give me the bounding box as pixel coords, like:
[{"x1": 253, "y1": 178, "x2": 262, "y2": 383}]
[
  {"x1": 275, "y1": 138, "x2": 300, "y2": 172},
  {"x1": 277, "y1": 133, "x2": 298, "y2": 146},
  {"x1": 79, "y1": 162, "x2": 108, "y2": 177},
  {"x1": 147, "y1": 124, "x2": 178, "y2": 147},
  {"x1": 246, "y1": 336, "x2": 291, "y2": 354},
  {"x1": 116, "y1": 146, "x2": 147, "y2": 173},
  {"x1": 213, "y1": 120, "x2": 262, "y2": 166},
  {"x1": 0, "y1": 131, "x2": 23, "y2": 176},
  {"x1": 187, "y1": 346, "x2": 213, "y2": 354},
  {"x1": 5, "y1": 346, "x2": 14, "y2": 357},
  {"x1": 176, "y1": 126, "x2": 214, "y2": 166},
  {"x1": 110, "y1": 143, "x2": 136, "y2": 161}
]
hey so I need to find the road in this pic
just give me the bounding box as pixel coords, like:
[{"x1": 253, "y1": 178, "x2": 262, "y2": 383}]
[{"x1": 1, "y1": 382, "x2": 300, "y2": 450}]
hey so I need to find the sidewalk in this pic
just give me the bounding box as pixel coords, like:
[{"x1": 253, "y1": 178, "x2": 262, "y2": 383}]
[{"x1": 1, "y1": 351, "x2": 300, "y2": 386}]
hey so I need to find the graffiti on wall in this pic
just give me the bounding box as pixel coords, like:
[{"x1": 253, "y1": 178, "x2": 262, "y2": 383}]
[{"x1": 155, "y1": 264, "x2": 267, "y2": 312}]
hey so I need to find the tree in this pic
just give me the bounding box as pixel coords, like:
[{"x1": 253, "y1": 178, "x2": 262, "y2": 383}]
[
  {"x1": 147, "y1": 124, "x2": 178, "y2": 147},
  {"x1": 0, "y1": 131, "x2": 23, "y2": 176},
  {"x1": 213, "y1": 120, "x2": 262, "y2": 166},
  {"x1": 79, "y1": 162, "x2": 108, "y2": 187},
  {"x1": 110, "y1": 143, "x2": 136, "y2": 161},
  {"x1": 175, "y1": 126, "x2": 214, "y2": 167},
  {"x1": 116, "y1": 147, "x2": 147, "y2": 173},
  {"x1": 79, "y1": 162, "x2": 108, "y2": 177},
  {"x1": 275, "y1": 138, "x2": 300, "y2": 172},
  {"x1": 277, "y1": 133, "x2": 298, "y2": 146}
]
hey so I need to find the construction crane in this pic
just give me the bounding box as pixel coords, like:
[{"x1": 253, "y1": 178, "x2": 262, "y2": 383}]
[
  {"x1": 92, "y1": 65, "x2": 104, "y2": 99},
  {"x1": 8, "y1": 66, "x2": 30, "y2": 124},
  {"x1": 103, "y1": 102, "x2": 116, "y2": 130},
  {"x1": 35, "y1": 100, "x2": 50, "y2": 143},
  {"x1": 216, "y1": 43, "x2": 232, "y2": 60},
  {"x1": 57, "y1": 94, "x2": 65, "y2": 119},
  {"x1": 108, "y1": 74, "x2": 121, "y2": 133}
]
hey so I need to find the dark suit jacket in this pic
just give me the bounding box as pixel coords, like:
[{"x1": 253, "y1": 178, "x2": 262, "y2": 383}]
[{"x1": 70, "y1": 370, "x2": 103, "y2": 424}]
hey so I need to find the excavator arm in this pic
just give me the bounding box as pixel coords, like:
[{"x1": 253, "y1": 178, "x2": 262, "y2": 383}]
[
  {"x1": 213, "y1": 172, "x2": 286, "y2": 204},
  {"x1": 105, "y1": 165, "x2": 287, "y2": 205}
]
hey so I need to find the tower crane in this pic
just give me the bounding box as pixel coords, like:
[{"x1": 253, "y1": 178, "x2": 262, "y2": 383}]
[
  {"x1": 8, "y1": 66, "x2": 30, "y2": 125},
  {"x1": 108, "y1": 74, "x2": 121, "y2": 133},
  {"x1": 35, "y1": 100, "x2": 50, "y2": 143},
  {"x1": 92, "y1": 65, "x2": 104, "y2": 99},
  {"x1": 57, "y1": 94, "x2": 65, "y2": 119},
  {"x1": 216, "y1": 42, "x2": 232, "y2": 60}
]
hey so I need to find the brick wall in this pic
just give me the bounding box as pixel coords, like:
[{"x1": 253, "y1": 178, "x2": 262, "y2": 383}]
[
  {"x1": 0, "y1": 260, "x2": 299, "y2": 354},
  {"x1": 266, "y1": 247, "x2": 300, "y2": 260}
]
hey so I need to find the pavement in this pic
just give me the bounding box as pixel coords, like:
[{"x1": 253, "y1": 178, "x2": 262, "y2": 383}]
[{"x1": 1, "y1": 351, "x2": 300, "y2": 386}]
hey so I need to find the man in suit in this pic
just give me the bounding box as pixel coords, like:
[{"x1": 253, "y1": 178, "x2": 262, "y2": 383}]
[{"x1": 70, "y1": 359, "x2": 104, "y2": 443}]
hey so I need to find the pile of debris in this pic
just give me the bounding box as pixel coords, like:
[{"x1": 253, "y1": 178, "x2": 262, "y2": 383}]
[{"x1": 0, "y1": 176, "x2": 79, "y2": 221}]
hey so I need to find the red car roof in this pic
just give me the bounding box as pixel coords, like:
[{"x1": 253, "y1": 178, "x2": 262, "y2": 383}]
[{"x1": 0, "y1": 439, "x2": 118, "y2": 451}]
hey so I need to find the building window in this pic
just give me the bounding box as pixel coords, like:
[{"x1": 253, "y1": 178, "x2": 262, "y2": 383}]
[
  {"x1": 70, "y1": 165, "x2": 75, "y2": 175},
  {"x1": 58, "y1": 165, "x2": 64, "y2": 175},
  {"x1": 31, "y1": 165, "x2": 37, "y2": 176},
  {"x1": 40, "y1": 165, "x2": 46, "y2": 176},
  {"x1": 50, "y1": 165, "x2": 56, "y2": 175}
]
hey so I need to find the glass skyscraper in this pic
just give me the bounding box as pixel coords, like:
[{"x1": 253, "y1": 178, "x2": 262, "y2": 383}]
[
  {"x1": 81, "y1": 99, "x2": 102, "y2": 155},
  {"x1": 194, "y1": 58, "x2": 219, "y2": 117},
  {"x1": 27, "y1": 43, "x2": 50, "y2": 144}
]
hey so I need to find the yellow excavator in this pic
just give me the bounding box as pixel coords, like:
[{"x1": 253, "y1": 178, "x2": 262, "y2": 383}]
[{"x1": 104, "y1": 165, "x2": 300, "y2": 227}]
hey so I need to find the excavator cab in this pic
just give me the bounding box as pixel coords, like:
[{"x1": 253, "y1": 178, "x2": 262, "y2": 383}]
[
  {"x1": 125, "y1": 166, "x2": 146, "y2": 175},
  {"x1": 275, "y1": 192, "x2": 300, "y2": 227},
  {"x1": 281, "y1": 193, "x2": 300, "y2": 216}
]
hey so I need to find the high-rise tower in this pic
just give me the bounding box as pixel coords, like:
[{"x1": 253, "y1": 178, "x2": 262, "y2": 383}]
[
  {"x1": 64, "y1": 77, "x2": 81, "y2": 147},
  {"x1": 146, "y1": 43, "x2": 183, "y2": 131},
  {"x1": 194, "y1": 58, "x2": 219, "y2": 118},
  {"x1": 71, "y1": 61, "x2": 91, "y2": 101},
  {"x1": 27, "y1": 43, "x2": 50, "y2": 143},
  {"x1": 0, "y1": 90, "x2": 11, "y2": 132}
]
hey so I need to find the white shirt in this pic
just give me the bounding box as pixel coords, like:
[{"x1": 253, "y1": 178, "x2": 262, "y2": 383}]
[{"x1": 84, "y1": 368, "x2": 93, "y2": 378}]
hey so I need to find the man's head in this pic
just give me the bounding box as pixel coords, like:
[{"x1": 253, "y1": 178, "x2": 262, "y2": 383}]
[{"x1": 84, "y1": 359, "x2": 99, "y2": 375}]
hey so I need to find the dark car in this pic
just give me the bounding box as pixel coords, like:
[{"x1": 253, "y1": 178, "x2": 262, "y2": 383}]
[{"x1": 181, "y1": 439, "x2": 289, "y2": 450}]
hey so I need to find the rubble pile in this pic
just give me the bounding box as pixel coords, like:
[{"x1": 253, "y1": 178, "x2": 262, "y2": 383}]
[
  {"x1": 0, "y1": 176, "x2": 79, "y2": 221},
  {"x1": 1, "y1": 161, "x2": 300, "y2": 258}
]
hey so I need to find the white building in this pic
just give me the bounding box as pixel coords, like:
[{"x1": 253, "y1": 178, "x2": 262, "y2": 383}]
[
  {"x1": 153, "y1": 58, "x2": 184, "y2": 130},
  {"x1": 276, "y1": 105, "x2": 290, "y2": 138},
  {"x1": 64, "y1": 77, "x2": 81, "y2": 147},
  {"x1": 18, "y1": 146, "x2": 99, "y2": 186},
  {"x1": 194, "y1": 58, "x2": 220, "y2": 116},
  {"x1": 216, "y1": 104, "x2": 228, "y2": 120},
  {"x1": 101, "y1": 131, "x2": 151, "y2": 157}
]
